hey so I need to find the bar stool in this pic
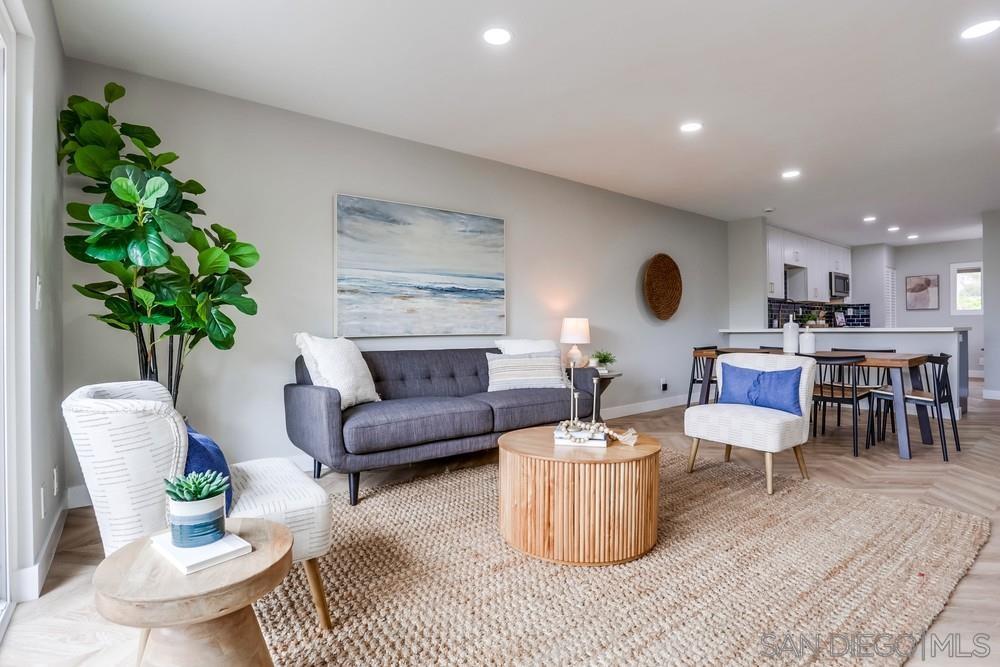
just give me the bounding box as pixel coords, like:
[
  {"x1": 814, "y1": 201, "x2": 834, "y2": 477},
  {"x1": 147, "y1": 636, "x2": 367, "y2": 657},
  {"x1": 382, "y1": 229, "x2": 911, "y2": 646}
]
[
  {"x1": 872, "y1": 354, "x2": 960, "y2": 461},
  {"x1": 687, "y1": 345, "x2": 718, "y2": 408}
]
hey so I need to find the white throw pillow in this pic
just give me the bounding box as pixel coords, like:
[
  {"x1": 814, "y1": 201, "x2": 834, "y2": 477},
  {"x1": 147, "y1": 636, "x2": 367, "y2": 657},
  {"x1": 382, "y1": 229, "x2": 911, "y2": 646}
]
[
  {"x1": 494, "y1": 338, "x2": 559, "y2": 355},
  {"x1": 486, "y1": 350, "x2": 568, "y2": 391},
  {"x1": 293, "y1": 333, "x2": 380, "y2": 408}
]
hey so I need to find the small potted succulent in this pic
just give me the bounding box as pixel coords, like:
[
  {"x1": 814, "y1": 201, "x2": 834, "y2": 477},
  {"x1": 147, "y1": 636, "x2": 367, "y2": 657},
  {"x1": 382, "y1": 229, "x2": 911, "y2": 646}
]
[
  {"x1": 590, "y1": 349, "x2": 616, "y2": 370},
  {"x1": 164, "y1": 470, "x2": 230, "y2": 548}
]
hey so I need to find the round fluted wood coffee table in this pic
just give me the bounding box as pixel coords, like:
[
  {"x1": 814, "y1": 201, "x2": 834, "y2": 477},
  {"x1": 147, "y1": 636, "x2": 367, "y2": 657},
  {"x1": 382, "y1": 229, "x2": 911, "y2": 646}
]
[
  {"x1": 498, "y1": 426, "x2": 661, "y2": 566},
  {"x1": 93, "y1": 518, "x2": 292, "y2": 666}
]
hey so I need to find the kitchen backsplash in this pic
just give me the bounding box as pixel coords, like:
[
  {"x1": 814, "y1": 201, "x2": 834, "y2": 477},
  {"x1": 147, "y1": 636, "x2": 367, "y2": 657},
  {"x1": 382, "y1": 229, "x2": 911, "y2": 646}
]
[{"x1": 767, "y1": 299, "x2": 871, "y2": 329}]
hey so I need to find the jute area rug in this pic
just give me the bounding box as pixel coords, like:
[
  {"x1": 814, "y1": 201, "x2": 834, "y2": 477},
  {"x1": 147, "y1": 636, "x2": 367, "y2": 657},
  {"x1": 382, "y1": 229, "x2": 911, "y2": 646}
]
[{"x1": 254, "y1": 450, "x2": 989, "y2": 666}]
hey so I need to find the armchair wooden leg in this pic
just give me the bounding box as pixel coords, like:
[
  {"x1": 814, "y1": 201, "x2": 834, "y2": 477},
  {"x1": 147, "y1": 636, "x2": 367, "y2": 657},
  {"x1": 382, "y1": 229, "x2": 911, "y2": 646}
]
[
  {"x1": 302, "y1": 558, "x2": 332, "y2": 630},
  {"x1": 724, "y1": 445, "x2": 732, "y2": 462},
  {"x1": 687, "y1": 438, "x2": 701, "y2": 473},
  {"x1": 792, "y1": 445, "x2": 809, "y2": 480},
  {"x1": 764, "y1": 452, "x2": 774, "y2": 495},
  {"x1": 137, "y1": 628, "x2": 150, "y2": 666}
]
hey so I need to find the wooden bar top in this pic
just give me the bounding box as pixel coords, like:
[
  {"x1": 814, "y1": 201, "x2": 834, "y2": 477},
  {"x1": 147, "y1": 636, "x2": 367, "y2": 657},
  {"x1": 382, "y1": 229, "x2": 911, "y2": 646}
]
[{"x1": 693, "y1": 347, "x2": 928, "y2": 368}]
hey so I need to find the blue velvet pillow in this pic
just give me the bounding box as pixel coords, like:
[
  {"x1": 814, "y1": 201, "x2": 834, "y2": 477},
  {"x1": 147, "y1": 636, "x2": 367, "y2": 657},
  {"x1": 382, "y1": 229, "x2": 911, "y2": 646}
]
[
  {"x1": 718, "y1": 363, "x2": 802, "y2": 416},
  {"x1": 184, "y1": 424, "x2": 233, "y2": 513}
]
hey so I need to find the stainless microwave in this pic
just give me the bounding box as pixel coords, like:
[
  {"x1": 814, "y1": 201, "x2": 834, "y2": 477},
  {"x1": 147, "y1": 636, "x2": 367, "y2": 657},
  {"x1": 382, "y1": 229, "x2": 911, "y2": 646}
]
[{"x1": 829, "y1": 272, "x2": 850, "y2": 298}]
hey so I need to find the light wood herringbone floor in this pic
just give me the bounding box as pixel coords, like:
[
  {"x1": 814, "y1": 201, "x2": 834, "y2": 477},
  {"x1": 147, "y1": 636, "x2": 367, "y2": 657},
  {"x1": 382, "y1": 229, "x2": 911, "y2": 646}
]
[{"x1": 0, "y1": 382, "x2": 995, "y2": 666}]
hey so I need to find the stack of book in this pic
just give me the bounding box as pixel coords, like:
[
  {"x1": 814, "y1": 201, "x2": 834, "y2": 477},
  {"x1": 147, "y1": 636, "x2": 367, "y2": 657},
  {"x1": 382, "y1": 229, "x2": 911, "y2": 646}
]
[
  {"x1": 553, "y1": 428, "x2": 608, "y2": 448},
  {"x1": 151, "y1": 531, "x2": 252, "y2": 575}
]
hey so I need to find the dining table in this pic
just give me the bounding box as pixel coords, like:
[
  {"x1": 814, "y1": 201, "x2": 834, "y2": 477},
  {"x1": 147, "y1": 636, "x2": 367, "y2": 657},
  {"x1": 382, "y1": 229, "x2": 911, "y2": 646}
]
[{"x1": 692, "y1": 348, "x2": 931, "y2": 459}]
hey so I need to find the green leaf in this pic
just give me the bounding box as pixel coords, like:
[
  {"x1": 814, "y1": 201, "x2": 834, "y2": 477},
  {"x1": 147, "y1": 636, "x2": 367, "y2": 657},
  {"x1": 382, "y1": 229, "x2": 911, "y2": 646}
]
[
  {"x1": 196, "y1": 292, "x2": 211, "y2": 322},
  {"x1": 210, "y1": 223, "x2": 237, "y2": 246},
  {"x1": 88, "y1": 203, "x2": 135, "y2": 229},
  {"x1": 71, "y1": 100, "x2": 107, "y2": 121},
  {"x1": 220, "y1": 294, "x2": 257, "y2": 316},
  {"x1": 138, "y1": 313, "x2": 175, "y2": 325},
  {"x1": 110, "y1": 177, "x2": 141, "y2": 204},
  {"x1": 206, "y1": 307, "x2": 236, "y2": 349},
  {"x1": 76, "y1": 120, "x2": 124, "y2": 151},
  {"x1": 132, "y1": 287, "x2": 155, "y2": 310},
  {"x1": 227, "y1": 268, "x2": 253, "y2": 286},
  {"x1": 84, "y1": 226, "x2": 109, "y2": 243},
  {"x1": 104, "y1": 296, "x2": 138, "y2": 323},
  {"x1": 153, "y1": 152, "x2": 179, "y2": 168},
  {"x1": 58, "y1": 109, "x2": 81, "y2": 137},
  {"x1": 225, "y1": 242, "x2": 259, "y2": 268},
  {"x1": 67, "y1": 222, "x2": 99, "y2": 232},
  {"x1": 188, "y1": 227, "x2": 209, "y2": 251},
  {"x1": 103, "y1": 82, "x2": 126, "y2": 104},
  {"x1": 66, "y1": 202, "x2": 93, "y2": 222},
  {"x1": 127, "y1": 226, "x2": 170, "y2": 267},
  {"x1": 73, "y1": 145, "x2": 116, "y2": 179},
  {"x1": 91, "y1": 314, "x2": 132, "y2": 331},
  {"x1": 175, "y1": 291, "x2": 200, "y2": 324},
  {"x1": 151, "y1": 209, "x2": 192, "y2": 242},
  {"x1": 120, "y1": 123, "x2": 161, "y2": 148},
  {"x1": 165, "y1": 255, "x2": 191, "y2": 275},
  {"x1": 197, "y1": 247, "x2": 229, "y2": 276},
  {"x1": 72, "y1": 282, "x2": 119, "y2": 300},
  {"x1": 141, "y1": 176, "x2": 169, "y2": 208},
  {"x1": 84, "y1": 230, "x2": 131, "y2": 261},
  {"x1": 178, "y1": 179, "x2": 206, "y2": 195},
  {"x1": 99, "y1": 260, "x2": 136, "y2": 287},
  {"x1": 143, "y1": 272, "x2": 189, "y2": 306}
]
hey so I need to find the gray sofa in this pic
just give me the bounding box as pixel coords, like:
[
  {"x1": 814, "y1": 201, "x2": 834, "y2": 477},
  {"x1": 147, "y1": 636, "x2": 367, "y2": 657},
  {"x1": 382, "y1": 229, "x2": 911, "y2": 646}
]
[{"x1": 284, "y1": 347, "x2": 599, "y2": 504}]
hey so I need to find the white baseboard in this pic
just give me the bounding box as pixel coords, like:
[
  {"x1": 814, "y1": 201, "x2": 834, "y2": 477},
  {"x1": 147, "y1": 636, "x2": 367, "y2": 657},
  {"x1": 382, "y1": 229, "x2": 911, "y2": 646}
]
[
  {"x1": 66, "y1": 484, "x2": 91, "y2": 509},
  {"x1": 602, "y1": 394, "x2": 687, "y2": 420},
  {"x1": 969, "y1": 370, "x2": 984, "y2": 379},
  {"x1": 983, "y1": 389, "x2": 1000, "y2": 401},
  {"x1": 12, "y1": 501, "x2": 67, "y2": 602}
]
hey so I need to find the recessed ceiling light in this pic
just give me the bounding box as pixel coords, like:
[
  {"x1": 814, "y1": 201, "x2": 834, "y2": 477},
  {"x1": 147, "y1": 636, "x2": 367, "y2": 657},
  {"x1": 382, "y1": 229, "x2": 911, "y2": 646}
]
[
  {"x1": 483, "y1": 27, "x2": 512, "y2": 45},
  {"x1": 781, "y1": 169, "x2": 801, "y2": 180},
  {"x1": 907, "y1": 234, "x2": 920, "y2": 240},
  {"x1": 680, "y1": 121, "x2": 703, "y2": 133},
  {"x1": 887, "y1": 226, "x2": 900, "y2": 232},
  {"x1": 863, "y1": 216, "x2": 877, "y2": 223},
  {"x1": 961, "y1": 20, "x2": 1000, "y2": 39}
]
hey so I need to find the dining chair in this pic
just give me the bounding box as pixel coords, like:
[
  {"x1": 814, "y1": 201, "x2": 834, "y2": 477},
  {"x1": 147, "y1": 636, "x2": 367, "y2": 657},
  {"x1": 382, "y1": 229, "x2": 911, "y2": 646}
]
[
  {"x1": 872, "y1": 354, "x2": 960, "y2": 461},
  {"x1": 686, "y1": 345, "x2": 718, "y2": 408},
  {"x1": 808, "y1": 353, "x2": 875, "y2": 456},
  {"x1": 831, "y1": 347, "x2": 896, "y2": 437}
]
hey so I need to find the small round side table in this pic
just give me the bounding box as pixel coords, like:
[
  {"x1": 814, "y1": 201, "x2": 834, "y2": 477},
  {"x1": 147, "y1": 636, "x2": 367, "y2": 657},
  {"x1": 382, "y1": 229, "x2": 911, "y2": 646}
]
[{"x1": 94, "y1": 518, "x2": 292, "y2": 667}]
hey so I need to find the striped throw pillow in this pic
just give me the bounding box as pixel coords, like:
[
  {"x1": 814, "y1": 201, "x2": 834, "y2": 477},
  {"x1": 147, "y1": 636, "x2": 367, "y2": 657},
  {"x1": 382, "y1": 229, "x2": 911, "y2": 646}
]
[{"x1": 486, "y1": 351, "x2": 568, "y2": 391}]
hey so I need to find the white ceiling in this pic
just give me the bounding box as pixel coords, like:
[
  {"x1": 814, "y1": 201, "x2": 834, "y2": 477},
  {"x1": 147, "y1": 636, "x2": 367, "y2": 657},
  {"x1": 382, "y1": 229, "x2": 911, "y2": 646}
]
[{"x1": 53, "y1": 0, "x2": 1000, "y2": 247}]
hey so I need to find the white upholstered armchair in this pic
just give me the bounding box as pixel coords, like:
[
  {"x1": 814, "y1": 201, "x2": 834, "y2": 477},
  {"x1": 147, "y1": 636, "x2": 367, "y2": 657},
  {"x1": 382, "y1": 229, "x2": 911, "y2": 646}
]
[
  {"x1": 683, "y1": 353, "x2": 817, "y2": 494},
  {"x1": 62, "y1": 381, "x2": 334, "y2": 629}
]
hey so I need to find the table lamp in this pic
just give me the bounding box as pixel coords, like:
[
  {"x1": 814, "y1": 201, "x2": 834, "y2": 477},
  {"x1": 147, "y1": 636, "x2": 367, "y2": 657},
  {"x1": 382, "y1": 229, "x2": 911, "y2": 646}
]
[{"x1": 560, "y1": 317, "x2": 590, "y2": 367}]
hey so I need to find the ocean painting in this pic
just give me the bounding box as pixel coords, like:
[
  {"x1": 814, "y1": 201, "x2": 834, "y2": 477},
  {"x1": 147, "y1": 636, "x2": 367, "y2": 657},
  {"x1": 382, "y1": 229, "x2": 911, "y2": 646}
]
[{"x1": 335, "y1": 195, "x2": 506, "y2": 337}]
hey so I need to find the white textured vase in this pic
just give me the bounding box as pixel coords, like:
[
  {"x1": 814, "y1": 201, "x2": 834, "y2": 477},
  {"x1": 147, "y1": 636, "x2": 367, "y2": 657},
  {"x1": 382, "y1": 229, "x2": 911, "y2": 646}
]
[
  {"x1": 782, "y1": 316, "x2": 800, "y2": 354},
  {"x1": 167, "y1": 493, "x2": 226, "y2": 548},
  {"x1": 799, "y1": 329, "x2": 816, "y2": 354}
]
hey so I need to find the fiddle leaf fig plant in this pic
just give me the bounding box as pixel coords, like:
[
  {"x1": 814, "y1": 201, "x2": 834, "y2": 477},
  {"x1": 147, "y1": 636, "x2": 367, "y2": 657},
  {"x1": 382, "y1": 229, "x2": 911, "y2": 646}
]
[{"x1": 59, "y1": 82, "x2": 259, "y2": 404}]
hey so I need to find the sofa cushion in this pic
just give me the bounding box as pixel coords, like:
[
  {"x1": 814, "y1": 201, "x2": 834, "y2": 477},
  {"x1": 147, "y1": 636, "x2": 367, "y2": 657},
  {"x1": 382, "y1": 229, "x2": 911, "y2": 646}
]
[
  {"x1": 361, "y1": 348, "x2": 496, "y2": 400},
  {"x1": 342, "y1": 397, "x2": 493, "y2": 454},
  {"x1": 467, "y1": 388, "x2": 591, "y2": 432}
]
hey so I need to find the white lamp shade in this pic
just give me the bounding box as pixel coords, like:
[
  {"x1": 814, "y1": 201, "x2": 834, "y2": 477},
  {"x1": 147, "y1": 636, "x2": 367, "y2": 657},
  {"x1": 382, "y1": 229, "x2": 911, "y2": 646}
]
[{"x1": 560, "y1": 317, "x2": 591, "y2": 345}]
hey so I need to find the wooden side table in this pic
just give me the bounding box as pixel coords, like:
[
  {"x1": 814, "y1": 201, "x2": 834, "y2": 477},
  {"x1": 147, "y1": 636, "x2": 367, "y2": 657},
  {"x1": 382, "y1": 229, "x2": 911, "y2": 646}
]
[
  {"x1": 498, "y1": 426, "x2": 660, "y2": 566},
  {"x1": 94, "y1": 518, "x2": 292, "y2": 666}
]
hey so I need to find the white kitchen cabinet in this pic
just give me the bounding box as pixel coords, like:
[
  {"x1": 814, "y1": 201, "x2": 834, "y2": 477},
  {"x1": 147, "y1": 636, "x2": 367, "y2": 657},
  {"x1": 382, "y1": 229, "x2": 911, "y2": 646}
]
[
  {"x1": 806, "y1": 238, "x2": 830, "y2": 302},
  {"x1": 782, "y1": 230, "x2": 807, "y2": 267},
  {"x1": 766, "y1": 226, "x2": 785, "y2": 299},
  {"x1": 829, "y1": 245, "x2": 851, "y2": 274}
]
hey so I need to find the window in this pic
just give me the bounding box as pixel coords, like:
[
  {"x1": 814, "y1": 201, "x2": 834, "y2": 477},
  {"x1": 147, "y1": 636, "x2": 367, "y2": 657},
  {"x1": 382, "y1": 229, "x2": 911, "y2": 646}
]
[{"x1": 951, "y1": 262, "x2": 983, "y2": 316}]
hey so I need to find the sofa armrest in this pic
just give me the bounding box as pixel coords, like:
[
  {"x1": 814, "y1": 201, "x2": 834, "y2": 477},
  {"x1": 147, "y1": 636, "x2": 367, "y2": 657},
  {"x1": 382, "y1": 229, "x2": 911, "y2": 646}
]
[{"x1": 284, "y1": 383, "x2": 346, "y2": 470}]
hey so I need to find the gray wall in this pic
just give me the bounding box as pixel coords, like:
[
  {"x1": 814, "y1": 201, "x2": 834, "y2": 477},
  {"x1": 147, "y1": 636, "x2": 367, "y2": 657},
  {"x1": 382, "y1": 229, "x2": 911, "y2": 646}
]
[
  {"x1": 895, "y1": 239, "x2": 984, "y2": 373},
  {"x1": 984, "y1": 210, "x2": 1000, "y2": 396},
  {"x1": 61, "y1": 60, "x2": 730, "y2": 488},
  {"x1": 727, "y1": 217, "x2": 766, "y2": 329},
  {"x1": 850, "y1": 244, "x2": 895, "y2": 328},
  {"x1": 10, "y1": 0, "x2": 65, "y2": 575}
]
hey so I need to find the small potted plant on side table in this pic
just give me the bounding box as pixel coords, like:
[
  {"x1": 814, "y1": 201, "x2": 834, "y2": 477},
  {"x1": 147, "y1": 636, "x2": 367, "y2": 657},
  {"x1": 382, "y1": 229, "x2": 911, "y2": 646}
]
[
  {"x1": 590, "y1": 350, "x2": 616, "y2": 373},
  {"x1": 165, "y1": 471, "x2": 230, "y2": 548}
]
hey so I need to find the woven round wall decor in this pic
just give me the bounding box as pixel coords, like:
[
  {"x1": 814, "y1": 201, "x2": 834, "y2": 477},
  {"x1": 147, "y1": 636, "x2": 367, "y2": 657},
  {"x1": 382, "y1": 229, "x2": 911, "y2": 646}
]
[{"x1": 643, "y1": 253, "x2": 682, "y2": 320}]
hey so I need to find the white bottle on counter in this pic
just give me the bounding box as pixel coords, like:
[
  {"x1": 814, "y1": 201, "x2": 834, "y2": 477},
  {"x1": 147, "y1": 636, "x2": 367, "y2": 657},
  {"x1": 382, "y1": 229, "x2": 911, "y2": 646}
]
[
  {"x1": 799, "y1": 328, "x2": 816, "y2": 354},
  {"x1": 783, "y1": 315, "x2": 799, "y2": 354}
]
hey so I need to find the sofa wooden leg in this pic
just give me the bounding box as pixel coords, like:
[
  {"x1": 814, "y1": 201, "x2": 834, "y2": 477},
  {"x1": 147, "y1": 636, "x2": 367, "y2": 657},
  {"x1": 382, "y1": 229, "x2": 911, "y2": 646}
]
[
  {"x1": 792, "y1": 446, "x2": 809, "y2": 480},
  {"x1": 348, "y1": 472, "x2": 360, "y2": 506},
  {"x1": 302, "y1": 558, "x2": 332, "y2": 630},
  {"x1": 687, "y1": 438, "x2": 700, "y2": 473},
  {"x1": 313, "y1": 460, "x2": 322, "y2": 479},
  {"x1": 724, "y1": 445, "x2": 732, "y2": 462},
  {"x1": 765, "y1": 452, "x2": 774, "y2": 495}
]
